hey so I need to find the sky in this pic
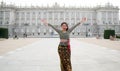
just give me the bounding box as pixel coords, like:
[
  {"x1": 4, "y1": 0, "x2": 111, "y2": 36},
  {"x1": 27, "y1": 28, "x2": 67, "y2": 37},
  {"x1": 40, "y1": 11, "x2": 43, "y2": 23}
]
[
  {"x1": 1, "y1": 0, "x2": 120, "y2": 7},
  {"x1": 0, "y1": 0, "x2": 120, "y2": 19}
]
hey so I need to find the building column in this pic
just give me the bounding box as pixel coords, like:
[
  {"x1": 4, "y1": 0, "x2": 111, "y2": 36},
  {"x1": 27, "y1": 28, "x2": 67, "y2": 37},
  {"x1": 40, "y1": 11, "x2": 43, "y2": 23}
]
[
  {"x1": 53, "y1": 10, "x2": 54, "y2": 25},
  {"x1": 112, "y1": 11, "x2": 113, "y2": 24},
  {"x1": 91, "y1": 13, "x2": 92, "y2": 25},
  {"x1": 35, "y1": 12, "x2": 37, "y2": 26},
  {"x1": 106, "y1": 11, "x2": 108, "y2": 24},
  {"x1": 58, "y1": 12, "x2": 60, "y2": 24},
  {"x1": 30, "y1": 12, "x2": 32, "y2": 25},
  {"x1": 19, "y1": 12, "x2": 21, "y2": 25},
  {"x1": 117, "y1": 12, "x2": 119, "y2": 24},
  {"x1": 46, "y1": 10, "x2": 48, "y2": 22},
  {"x1": 25, "y1": 12, "x2": 26, "y2": 24},
  {"x1": 64, "y1": 9, "x2": 65, "y2": 21},
  {"x1": 3, "y1": 11, "x2": 5, "y2": 25},
  {"x1": 75, "y1": 11, "x2": 76, "y2": 24}
]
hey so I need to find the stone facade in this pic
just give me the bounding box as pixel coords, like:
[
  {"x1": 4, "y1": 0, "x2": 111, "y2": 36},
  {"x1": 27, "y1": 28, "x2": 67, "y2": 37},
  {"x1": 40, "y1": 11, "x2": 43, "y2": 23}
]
[{"x1": 0, "y1": 2, "x2": 120, "y2": 38}]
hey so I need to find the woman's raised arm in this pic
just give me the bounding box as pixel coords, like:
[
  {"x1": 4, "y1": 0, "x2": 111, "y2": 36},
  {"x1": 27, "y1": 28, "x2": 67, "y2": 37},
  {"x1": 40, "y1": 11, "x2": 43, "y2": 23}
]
[
  {"x1": 41, "y1": 19, "x2": 60, "y2": 33},
  {"x1": 68, "y1": 17, "x2": 86, "y2": 33}
]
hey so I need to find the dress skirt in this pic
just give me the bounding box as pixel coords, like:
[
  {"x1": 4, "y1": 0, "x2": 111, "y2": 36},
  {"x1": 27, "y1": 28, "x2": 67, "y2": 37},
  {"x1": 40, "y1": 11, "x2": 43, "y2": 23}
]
[{"x1": 58, "y1": 44, "x2": 72, "y2": 71}]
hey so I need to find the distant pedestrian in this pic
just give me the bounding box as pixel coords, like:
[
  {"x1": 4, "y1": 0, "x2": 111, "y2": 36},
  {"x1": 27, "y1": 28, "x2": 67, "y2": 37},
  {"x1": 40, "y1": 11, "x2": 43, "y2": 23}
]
[{"x1": 13, "y1": 34, "x2": 18, "y2": 39}]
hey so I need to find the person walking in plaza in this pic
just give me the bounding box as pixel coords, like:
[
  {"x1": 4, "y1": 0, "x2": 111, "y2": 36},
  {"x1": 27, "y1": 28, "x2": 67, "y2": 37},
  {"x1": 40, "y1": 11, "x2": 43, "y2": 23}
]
[{"x1": 41, "y1": 18, "x2": 86, "y2": 71}]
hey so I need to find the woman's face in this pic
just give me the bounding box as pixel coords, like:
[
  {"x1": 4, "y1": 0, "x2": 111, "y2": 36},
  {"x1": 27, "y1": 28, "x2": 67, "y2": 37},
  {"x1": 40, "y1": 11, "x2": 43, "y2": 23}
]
[{"x1": 61, "y1": 24, "x2": 68, "y2": 31}]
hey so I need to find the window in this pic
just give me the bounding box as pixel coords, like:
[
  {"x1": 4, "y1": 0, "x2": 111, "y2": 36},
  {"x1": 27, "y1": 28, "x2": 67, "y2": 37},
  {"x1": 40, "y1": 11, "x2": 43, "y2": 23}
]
[
  {"x1": 26, "y1": 12, "x2": 30, "y2": 20},
  {"x1": 54, "y1": 12, "x2": 58, "y2": 18},
  {"x1": 21, "y1": 17, "x2": 25, "y2": 21},
  {"x1": 60, "y1": 12, "x2": 64, "y2": 18},
  {"x1": 65, "y1": 12, "x2": 69, "y2": 18},
  {"x1": 103, "y1": 21, "x2": 105, "y2": 24},
  {"x1": 81, "y1": 12, "x2": 85, "y2": 17},
  {"x1": 27, "y1": 12, "x2": 30, "y2": 14},
  {"x1": 48, "y1": 12, "x2": 52, "y2": 18},
  {"x1": 108, "y1": 21, "x2": 112, "y2": 24},
  {"x1": 5, "y1": 12, "x2": 10, "y2": 16},
  {"x1": 39, "y1": 12, "x2": 41, "y2": 14},
  {"x1": 33, "y1": 12, "x2": 35, "y2": 15},
  {"x1": 43, "y1": 12, "x2": 47, "y2": 18},
  {"x1": 71, "y1": 12, "x2": 75, "y2": 17},
  {"x1": 5, "y1": 21, "x2": 9, "y2": 24},
  {"x1": 0, "y1": 11, "x2": 3, "y2": 14},
  {"x1": 0, "y1": 21, "x2": 2, "y2": 24},
  {"x1": 16, "y1": 12, "x2": 19, "y2": 15},
  {"x1": 27, "y1": 18, "x2": 30, "y2": 20},
  {"x1": 76, "y1": 12, "x2": 80, "y2": 19},
  {"x1": 102, "y1": 12, "x2": 106, "y2": 18},
  {"x1": 22, "y1": 12, "x2": 25, "y2": 15}
]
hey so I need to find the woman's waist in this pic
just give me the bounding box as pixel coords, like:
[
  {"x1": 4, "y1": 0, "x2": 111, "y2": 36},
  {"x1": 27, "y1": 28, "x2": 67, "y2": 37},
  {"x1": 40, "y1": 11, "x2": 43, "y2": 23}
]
[
  {"x1": 60, "y1": 39, "x2": 68, "y2": 42},
  {"x1": 59, "y1": 39, "x2": 70, "y2": 46},
  {"x1": 59, "y1": 43, "x2": 68, "y2": 47}
]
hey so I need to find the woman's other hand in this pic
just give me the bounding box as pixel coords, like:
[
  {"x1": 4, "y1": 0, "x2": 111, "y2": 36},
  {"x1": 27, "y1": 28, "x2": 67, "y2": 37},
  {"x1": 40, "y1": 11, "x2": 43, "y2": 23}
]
[
  {"x1": 80, "y1": 17, "x2": 87, "y2": 23},
  {"x1": 41, "y1": 19, "x2": 48, "y2": 26}
]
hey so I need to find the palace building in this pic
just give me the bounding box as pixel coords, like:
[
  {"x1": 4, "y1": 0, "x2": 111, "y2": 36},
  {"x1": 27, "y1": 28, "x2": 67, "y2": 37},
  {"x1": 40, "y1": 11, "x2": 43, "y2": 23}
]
[{"x1": 0, "y1": 2, "x2": 120, "y2": 37}]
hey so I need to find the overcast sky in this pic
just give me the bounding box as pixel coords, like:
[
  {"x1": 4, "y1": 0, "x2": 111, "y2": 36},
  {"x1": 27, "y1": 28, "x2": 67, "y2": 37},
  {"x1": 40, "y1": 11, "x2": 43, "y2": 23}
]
[{"x1": 1, "y1": 0, "x2": 120, "y2": 7}]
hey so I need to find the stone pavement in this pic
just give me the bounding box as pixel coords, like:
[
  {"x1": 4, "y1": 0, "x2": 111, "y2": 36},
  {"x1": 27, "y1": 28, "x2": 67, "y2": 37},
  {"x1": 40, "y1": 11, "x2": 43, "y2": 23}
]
[{"x1": 0, "y1": 38, "x2": 120, "y2": 71}]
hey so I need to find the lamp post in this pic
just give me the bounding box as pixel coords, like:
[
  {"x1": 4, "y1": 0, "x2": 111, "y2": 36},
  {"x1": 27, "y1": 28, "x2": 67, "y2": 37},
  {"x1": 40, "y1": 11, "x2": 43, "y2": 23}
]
[
  {"x1": 13, "y1": 23, "x2": 18, "y2": 38},
  {"x1": 106, "y1": 23, "x2": 108, "y2": 30},
  {"x1": 84, "y1": 23, "x2": 89, "y2": 37},
  {"x1": 96, "y1": 23, "x2": 99, "y2": 37},
  {"x1": 14, "y1": 23, "x2": 17, "y2": 35},
  {"x1": 24, "y1": 23, "x2": 29, "y2": 38},
  {"x1": 6, "y1": 22, "x2": 10, "y2": 38}
]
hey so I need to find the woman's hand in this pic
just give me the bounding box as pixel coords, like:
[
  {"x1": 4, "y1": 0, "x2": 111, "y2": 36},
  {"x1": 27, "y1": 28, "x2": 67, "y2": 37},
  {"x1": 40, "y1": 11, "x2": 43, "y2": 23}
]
[
  {"x1": 80, "y1": 17, "x2": 87, "y2": 23},
  {"x1": 41, "y1": 19, "x2": 48, "y2": 26}
]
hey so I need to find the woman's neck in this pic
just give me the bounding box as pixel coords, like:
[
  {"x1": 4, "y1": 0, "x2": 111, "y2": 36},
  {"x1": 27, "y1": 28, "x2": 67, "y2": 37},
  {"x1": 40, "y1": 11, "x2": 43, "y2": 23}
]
[{"x1": 62, "y1": 30, "x2": 66, "y2": 32}]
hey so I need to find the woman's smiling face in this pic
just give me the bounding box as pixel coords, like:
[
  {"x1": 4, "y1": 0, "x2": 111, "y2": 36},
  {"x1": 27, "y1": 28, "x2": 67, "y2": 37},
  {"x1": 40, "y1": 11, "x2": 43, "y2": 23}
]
[{"x1": 61, "y1": 23, "x2": 68, "y2": 31}]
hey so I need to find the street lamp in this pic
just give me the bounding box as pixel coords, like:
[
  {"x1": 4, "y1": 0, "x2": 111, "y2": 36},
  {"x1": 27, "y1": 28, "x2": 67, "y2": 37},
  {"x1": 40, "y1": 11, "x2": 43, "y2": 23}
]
[
  {"x1": 105, "y1": 23, "x2": 108, "y2": 30},
  {"x1": 12, "y1": 23, "x2": 18, "y2": 38},
  {"x1": 14, "y1": 23, "x2": 17, "y2": 35},
  {"x1": 24, "y1": 23, "x2": 29, "y2": 37},
  {"x1": 84, "y1": 23, "x2": 89, "y2": 37},
  {"x1": 95, "y1": 23, "x2": 99, "y2": 37}
]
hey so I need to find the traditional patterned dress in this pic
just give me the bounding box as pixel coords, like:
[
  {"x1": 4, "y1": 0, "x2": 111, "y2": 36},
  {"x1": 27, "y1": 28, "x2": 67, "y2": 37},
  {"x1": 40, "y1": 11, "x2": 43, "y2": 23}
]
[{"x1": 48, "y1": 22, "x2": 81, "y2": 71}]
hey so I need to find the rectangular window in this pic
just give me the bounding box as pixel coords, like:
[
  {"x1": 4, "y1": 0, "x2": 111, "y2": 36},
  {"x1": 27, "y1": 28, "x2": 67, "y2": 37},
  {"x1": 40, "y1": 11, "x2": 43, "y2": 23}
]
[
  {"x1": 65, "y1": 12, "x2": 69, "y2": 18},
  {"x1": 0, "y1": 21, "x2": 2, "y2": 24},
  {"x1": 60, "y1": 12, "x2": 64, "y2": 18},
  {"x1": 48, "y1": 12, "x2": 52, "y2": 18}
]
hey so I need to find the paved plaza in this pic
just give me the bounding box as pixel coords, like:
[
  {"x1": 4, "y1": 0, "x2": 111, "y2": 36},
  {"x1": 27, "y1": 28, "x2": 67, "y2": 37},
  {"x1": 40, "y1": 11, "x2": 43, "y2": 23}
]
[{"x1": 0, "y1": 38, "x2": 120, "y2": 71}]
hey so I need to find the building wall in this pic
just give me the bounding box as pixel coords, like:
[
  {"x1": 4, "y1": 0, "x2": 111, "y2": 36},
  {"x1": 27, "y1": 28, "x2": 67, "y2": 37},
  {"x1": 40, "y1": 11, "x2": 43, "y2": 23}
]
[{"x1": 0, "y1": 2, "x2": 120, "y2": 38}]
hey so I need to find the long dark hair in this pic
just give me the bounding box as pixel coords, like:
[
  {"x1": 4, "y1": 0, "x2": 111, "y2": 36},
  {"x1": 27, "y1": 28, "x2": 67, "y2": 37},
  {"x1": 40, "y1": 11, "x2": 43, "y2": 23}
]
[{"x1": 61, "y1": 22, "x2": 69, "y2": 31}]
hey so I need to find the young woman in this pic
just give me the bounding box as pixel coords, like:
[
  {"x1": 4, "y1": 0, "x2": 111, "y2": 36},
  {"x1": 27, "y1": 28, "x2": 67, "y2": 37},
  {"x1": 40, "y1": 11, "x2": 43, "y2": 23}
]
[{"x1": 41, "y1": 18, "x2": 86, "y2": 71}]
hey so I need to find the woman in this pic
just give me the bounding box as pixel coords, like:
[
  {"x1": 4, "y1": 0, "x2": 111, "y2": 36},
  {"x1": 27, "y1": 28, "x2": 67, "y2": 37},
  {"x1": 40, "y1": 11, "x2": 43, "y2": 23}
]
[{"x1": 41, "y1": 18, "x2": 86, "y2": 71}]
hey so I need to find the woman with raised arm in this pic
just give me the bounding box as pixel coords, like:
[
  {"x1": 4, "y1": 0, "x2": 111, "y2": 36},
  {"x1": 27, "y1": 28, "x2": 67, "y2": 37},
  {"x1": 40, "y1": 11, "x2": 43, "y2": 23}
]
[{"x1": 41, "y1": 18, "x2": 86, "y2": 71}]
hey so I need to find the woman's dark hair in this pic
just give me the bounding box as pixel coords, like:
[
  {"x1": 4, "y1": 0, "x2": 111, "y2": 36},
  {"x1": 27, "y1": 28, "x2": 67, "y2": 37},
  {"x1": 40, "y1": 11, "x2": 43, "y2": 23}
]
[{"x1": 61, "y1": 22, "x2": 69, "y2": 31}]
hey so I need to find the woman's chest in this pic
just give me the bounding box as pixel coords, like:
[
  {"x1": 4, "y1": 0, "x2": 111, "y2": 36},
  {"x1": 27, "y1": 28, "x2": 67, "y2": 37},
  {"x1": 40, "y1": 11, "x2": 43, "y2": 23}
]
[{"x1": 59, "y1": 32, "x2": 69, "y2": 38}]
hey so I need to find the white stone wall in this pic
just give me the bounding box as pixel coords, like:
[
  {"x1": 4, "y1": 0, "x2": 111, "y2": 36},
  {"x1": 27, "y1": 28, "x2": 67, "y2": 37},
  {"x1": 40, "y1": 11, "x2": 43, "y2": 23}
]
[{"x1": 0, "y1": 2, "x2": 120, "y2": 37}]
